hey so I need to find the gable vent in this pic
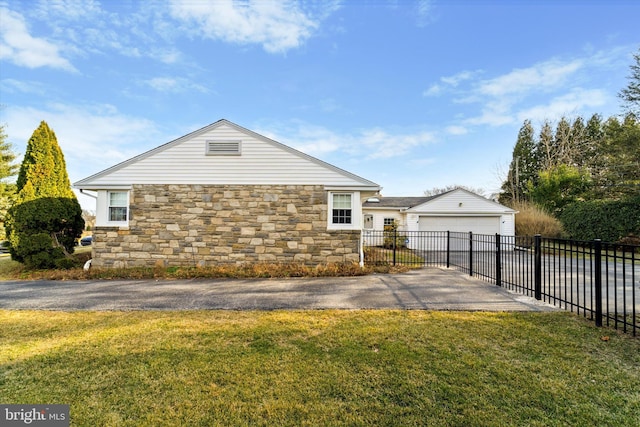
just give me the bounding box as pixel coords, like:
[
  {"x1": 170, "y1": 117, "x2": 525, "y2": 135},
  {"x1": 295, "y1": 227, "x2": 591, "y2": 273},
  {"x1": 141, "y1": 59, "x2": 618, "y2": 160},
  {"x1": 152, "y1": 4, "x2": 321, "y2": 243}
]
[{"x1": 206, "y1": 140, "x2": 241, "y2": 155}]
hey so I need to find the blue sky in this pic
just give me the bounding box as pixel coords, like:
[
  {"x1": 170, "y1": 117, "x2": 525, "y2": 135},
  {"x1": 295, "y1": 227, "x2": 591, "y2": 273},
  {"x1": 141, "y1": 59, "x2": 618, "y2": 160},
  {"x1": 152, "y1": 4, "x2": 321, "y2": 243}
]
[{"x1": 1, "y1": 0, "x2": 638, "y2": 210}]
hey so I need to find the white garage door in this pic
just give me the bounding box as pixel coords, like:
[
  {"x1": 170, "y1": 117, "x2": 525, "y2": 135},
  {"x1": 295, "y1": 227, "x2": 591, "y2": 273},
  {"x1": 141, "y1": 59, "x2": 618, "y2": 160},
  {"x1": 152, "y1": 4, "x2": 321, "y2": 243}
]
[
  {"x1": 419, "y1": 216, "x2": 499, "y2": 233},
  {"x1": 417, "y1": 216, "x2": 500, "y2": 251}
]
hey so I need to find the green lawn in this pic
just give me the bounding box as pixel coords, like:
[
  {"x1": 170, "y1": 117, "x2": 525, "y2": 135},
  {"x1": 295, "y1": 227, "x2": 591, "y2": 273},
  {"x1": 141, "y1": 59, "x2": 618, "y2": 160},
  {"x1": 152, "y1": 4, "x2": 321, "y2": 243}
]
[{"x1": 1, "y1": 310, "x2": 638, "y2": 426}]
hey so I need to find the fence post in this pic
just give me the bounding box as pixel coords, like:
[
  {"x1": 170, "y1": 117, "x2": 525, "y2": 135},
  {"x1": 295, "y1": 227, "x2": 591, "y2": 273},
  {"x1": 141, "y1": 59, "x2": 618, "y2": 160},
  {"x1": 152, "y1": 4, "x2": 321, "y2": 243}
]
[
  {"x1": 594, "y1": 239, "x2": 603, "y2": 327},
  {"x1": 469, "y1": 231, "x2": 473, "y2": 277},
  {"x1": 392, "y1": 228, "x2": 397, "y2": 266},
  {"x1": 534, "y1": 234, "x2": 542, "y2": 300},
  {"x1": 446, "y1": 231, "x2": 450, "y2": 268},
  {"x1": 495, "y1": 233, "x2": 502, "y2": 287}
]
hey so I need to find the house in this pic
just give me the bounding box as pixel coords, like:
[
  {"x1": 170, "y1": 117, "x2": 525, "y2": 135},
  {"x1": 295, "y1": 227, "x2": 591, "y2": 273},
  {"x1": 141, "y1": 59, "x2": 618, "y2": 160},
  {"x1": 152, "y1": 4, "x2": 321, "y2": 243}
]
[
  {"x1": 362, "y1": 188, "x2": 516, "y2": 250},
  {"x1": 73, "y1": 119, "x2": 381, "y2": 268}
]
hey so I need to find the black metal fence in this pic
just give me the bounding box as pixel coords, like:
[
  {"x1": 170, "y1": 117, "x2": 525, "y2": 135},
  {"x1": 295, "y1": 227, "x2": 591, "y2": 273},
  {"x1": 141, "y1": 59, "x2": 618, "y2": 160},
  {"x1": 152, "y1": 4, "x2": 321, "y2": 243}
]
[{"x1": 362, "y1": 230, "x2": 639, "y2": 336}]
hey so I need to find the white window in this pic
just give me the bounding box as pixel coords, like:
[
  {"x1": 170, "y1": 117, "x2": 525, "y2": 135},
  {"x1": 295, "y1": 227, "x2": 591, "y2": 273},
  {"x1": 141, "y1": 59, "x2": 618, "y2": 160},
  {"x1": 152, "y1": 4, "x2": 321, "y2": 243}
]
[
  {"x1": 384, "y1": 218, "x2": 395, "y2": 226},
  {"x1": 332, "y1": 193, "x2": 352, "y2": 225},
  {"x1": 108, "y1": 191, "x2": 128, "y2": 222}
]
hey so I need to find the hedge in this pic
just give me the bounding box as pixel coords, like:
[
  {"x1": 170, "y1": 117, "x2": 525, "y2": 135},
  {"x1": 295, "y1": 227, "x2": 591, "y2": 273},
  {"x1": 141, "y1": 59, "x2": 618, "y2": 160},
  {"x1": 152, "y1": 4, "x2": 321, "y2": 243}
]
[{"x1": 559, "y1": 195, "x2": 640, "y2": 243}]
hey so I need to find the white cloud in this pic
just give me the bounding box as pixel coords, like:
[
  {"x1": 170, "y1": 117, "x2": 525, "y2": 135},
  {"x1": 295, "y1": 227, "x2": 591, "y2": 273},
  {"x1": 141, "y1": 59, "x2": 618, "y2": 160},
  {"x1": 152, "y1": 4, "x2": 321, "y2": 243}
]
[
  {"x1": 423, "y1": 84, "x2": 442, "y2": 97},
  {"x1": 423, "y1": 69, "x2": 481, "y2": 97},
  {"x1": 0, "y1": 78, "x2": 47, "y2": 95},
  {"x1": 34, "y1": 0, "x2": 102, "y2": 22},
  {"x1": 442, "y1": 51, "x2": 625, "y2": 128},
  {"x1": 359, "y1": 128, "x2": 436, "y2": 159},
  {"x1": 0, "y1": 6, "x2": 76, "y2": 71},
  {"x1": 415, "y1": 0, "x2": 436, "y2": 27},
  {"x1": 2, "y1": 103, "x2": 161, "y2": 181},
  {"x1": 464, "y1": 99, "x2": 515, "y2": 127},
  {"x1": 259, "y1": 121, "x2": 436, "y2": 160},
  {"x1": 28, "y1": 1, "x2": 176, "y2": 62},
  {"x1": 154, "y1": 49, "x2": 183, "y2": 64},
  {"x1": 516, "y1": 88, "x2": 608, "y2": 123},
  {"x1": 441, "y1": 70, "x2": 482, "y2": 87},
  {"x1": 445, "y1": 125, "x2": 468, "y2": 135},
  {"x1": 259, "y1": 121, "x2": 343, "y2": 156},
  {"x1": 477, "y1": 59, "x2": 583, "y2": 97},
  {"x1": 143, "y1": 76, "x2": 209, "y2": 94},
  {"x1": 169, "y1": 0, "x2": 338, "y2": 53}
]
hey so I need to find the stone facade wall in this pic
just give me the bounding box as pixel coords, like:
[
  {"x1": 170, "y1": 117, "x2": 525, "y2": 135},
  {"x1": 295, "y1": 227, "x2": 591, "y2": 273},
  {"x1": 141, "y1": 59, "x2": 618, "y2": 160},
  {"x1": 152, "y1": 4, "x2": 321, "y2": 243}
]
[{"x1": 92, "y1": 184, "x2": 361, "y2": 268}]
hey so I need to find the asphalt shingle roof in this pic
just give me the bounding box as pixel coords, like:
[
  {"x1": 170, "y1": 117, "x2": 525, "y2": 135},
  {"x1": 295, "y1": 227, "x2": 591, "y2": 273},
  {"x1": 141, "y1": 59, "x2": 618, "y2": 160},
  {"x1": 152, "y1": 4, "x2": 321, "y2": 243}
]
[{"x1": 363, "y1": 195, "x2": 437, "y2": 209}]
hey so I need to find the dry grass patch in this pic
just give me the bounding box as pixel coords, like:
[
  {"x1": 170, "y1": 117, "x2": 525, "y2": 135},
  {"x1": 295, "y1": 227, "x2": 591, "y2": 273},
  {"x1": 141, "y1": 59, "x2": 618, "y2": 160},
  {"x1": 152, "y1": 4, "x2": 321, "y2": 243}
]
[
  {"x1": 1, "y1": 310, "x2": 639, "y2": 426},
  {"x1": 512, "y1": 201, "x2": 564, "y2": 237},
  {"x1": 0, "y1": 255, "x2": 409, "y2": 281}
]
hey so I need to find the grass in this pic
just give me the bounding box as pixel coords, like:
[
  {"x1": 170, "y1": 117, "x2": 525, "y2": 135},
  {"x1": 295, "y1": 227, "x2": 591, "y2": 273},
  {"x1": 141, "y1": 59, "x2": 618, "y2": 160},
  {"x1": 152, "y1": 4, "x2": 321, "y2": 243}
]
[
  {"x1": 512, "y1": 201, "x2": 564, "y2": 237},
  {"x1": 1, "y1": 310, "x2": 638, "y2": 426},
  {"x1": 364, "y1": 246, "x2": 425, "y2": 266}
]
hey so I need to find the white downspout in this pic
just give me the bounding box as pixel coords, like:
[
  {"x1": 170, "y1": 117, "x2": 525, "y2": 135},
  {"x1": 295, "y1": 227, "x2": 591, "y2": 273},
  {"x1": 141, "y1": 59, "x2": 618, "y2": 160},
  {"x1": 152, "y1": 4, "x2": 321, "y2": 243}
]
[
  {"x1": 359, "y1": 228, "x2": 365, "y2": 268},
  {"x1": 79, "y1": 189, "x2": 98, "y2": 199}
]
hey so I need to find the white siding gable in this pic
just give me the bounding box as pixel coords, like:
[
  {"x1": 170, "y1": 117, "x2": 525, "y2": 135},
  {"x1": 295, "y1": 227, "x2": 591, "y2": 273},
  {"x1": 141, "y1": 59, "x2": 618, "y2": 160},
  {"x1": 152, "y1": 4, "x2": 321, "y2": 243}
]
[
  {"x1": 75, "y1": 120, "x2": 379, "y2": 189},
  {"x1": 403, "y1": 189, "x2": 516, "y2": 236},
  {"x1": 407, "y1": 189, "x2": 515, "y2": 215}
]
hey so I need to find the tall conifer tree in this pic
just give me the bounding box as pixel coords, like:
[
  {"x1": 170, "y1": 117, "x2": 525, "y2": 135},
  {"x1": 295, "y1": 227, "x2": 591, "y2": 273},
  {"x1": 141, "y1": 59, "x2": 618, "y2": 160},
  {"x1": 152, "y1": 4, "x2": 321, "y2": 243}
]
[
  {"x1": 501, "y1": 119, "x2": 538, "y2": 204},
  {"x1": 618, "y1": 49, "x2": 640, "y2": 116},
  {"x1": 5, "y1": 121, "x2": 84, "y2": 268},
  {"x1": 0, "y1": 124, "x2": 18, "y2": 237},
  {"x1": 535, "y1": 121, "x2": 555, "y2": 170}
]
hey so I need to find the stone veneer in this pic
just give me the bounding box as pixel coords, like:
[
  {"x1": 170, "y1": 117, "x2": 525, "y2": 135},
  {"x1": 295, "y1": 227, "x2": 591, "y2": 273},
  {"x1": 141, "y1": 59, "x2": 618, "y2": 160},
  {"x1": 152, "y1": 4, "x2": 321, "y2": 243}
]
[{"x1": 91, "y1": 184, "x2": 361, "y2": 268}]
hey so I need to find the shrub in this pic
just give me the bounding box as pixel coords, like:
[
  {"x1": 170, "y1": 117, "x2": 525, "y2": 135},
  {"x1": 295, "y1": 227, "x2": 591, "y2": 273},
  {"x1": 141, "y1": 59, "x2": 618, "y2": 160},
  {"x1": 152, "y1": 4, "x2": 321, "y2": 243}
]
[
  {"x1": 54, "y1": 257, "x2": 80, "y2": 270},
  {"x1": 383, "y1": 222, "x2": 407, "y2": 249},
  {"x1": 560, "y1": 196, "x2": 640, "y2": 242},
  {"x1": 512, "y1": 202, "x2": 562, "y2": 237},
  {"x1": 511, "y1": 201, "x2": 564, "y2": 237}
]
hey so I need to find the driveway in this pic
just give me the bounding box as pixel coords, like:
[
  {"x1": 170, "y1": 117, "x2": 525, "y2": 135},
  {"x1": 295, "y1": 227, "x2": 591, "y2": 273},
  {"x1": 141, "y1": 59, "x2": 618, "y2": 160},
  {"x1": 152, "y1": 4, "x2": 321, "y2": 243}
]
[{"x1": 0, "y1": 267, "x2": 556, "y2": 311}]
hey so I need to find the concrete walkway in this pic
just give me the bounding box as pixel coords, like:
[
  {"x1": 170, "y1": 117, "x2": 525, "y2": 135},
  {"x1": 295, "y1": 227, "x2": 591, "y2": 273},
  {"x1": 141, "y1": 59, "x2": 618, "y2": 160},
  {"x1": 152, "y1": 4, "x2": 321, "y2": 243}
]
[{"x1": 0, "y1": 267, "x2": 556, "y2": 311}]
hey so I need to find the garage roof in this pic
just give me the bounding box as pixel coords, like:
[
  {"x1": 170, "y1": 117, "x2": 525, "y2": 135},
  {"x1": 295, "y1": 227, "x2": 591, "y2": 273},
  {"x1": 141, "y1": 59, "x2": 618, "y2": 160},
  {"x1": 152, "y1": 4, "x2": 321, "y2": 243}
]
[{"x1": 363, "y1": 195, "x2": 437, "y2": 209}]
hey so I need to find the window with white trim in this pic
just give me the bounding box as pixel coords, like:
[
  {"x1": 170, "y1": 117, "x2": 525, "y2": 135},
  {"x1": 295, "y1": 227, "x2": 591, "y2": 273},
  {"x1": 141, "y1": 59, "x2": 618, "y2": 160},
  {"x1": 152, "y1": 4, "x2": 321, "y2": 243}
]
[
  {"x1": 383, "y1": 218, "x2": 395, "y2": 226},
  {"x1": 332, "y1": 193, "x2": 352, "y2": 224},
  {"x1": 108, "y1": 191, "x2": 128, "y2": 222}
]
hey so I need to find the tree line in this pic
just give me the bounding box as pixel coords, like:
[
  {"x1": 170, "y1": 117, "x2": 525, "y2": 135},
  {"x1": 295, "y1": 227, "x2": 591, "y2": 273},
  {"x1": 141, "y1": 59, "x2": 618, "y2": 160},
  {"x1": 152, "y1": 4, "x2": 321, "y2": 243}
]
[
  {"x1": 499, "y1": 113, "x2": 640, "y2": 211},
  {"x1": 499, "y1": 49, "x2": 640, "y2": 242}
]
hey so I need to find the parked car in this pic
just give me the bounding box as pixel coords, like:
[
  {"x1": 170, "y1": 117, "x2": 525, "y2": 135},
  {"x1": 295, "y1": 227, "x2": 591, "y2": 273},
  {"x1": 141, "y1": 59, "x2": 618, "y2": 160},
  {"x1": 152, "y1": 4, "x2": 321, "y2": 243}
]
[
  {"x1": 0, "y1": 240, "x2": 9, "y2": 254},
  {"x1": 80, "y1": 236, "x2": 93, "y2": 246}
]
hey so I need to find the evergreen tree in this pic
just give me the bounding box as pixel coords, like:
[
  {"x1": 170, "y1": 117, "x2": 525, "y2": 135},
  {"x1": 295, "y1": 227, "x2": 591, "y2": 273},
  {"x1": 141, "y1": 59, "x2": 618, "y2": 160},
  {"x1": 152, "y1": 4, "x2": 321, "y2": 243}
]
[
  {"x1": 534, "y1": 121, "x2": 555, "y2": 171},
  {"x1": 618, "y1": 49, "x2": 640, "y2": 116},
  {"x1": 582, "y1": 113, "x2": 607, "y2": 197},
  {"x1": 569, "y1": 116, "x2": 586, "y2": 167},
  {"x1": 5, "y1": 121, "x2": 84, "y2": 268},
  {"x1": 601, "y1": 114, "x2": 640, "y2": 199},
  {"x1": 0, "y1": 124, "x2": 18, "y2": 238},
  {"x1": 553, "y1": 116, "x2": 572, "y2": 165},
  {"x1": 500, "y1": 119, "x2": 538, "y2": 204}
]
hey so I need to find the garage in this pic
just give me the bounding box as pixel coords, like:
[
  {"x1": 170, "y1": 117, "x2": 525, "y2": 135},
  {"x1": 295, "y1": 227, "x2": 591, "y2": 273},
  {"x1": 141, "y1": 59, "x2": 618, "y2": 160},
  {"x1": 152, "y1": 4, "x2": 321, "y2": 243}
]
[
  {"x1": 362, "y1": 188, "x2": 516, "y2": 251},
  {"x1": 418, "y1": 215, "x2": 500, "y2": 251}
]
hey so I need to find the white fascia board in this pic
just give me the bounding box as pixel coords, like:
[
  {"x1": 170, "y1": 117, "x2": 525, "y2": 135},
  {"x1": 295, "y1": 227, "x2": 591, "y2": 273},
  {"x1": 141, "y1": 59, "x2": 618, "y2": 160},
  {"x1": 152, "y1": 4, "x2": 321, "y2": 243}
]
[
  {"x1": 324, "y1": 185, "x2": 380, "y2": 192},
  {"x1": 74, "y1": 184, "x2": 132, "y2": 191},
  {"x1": 416, "y1": 212, "x2": 504, "y2": 217},
  {"x1": 362, "y1": 206, "x2": 407, "y2": 210}
]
